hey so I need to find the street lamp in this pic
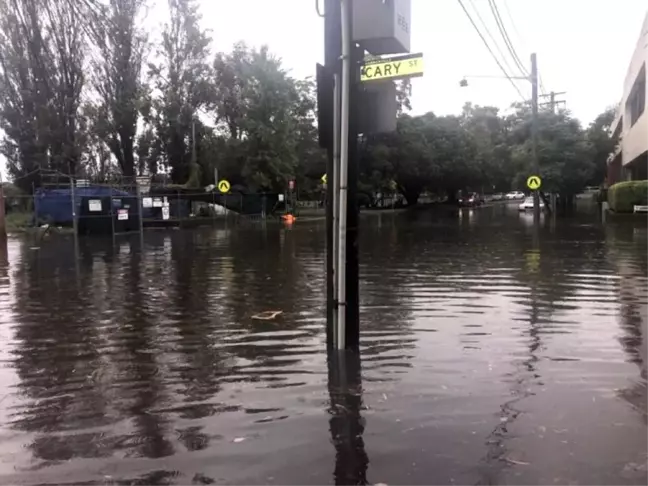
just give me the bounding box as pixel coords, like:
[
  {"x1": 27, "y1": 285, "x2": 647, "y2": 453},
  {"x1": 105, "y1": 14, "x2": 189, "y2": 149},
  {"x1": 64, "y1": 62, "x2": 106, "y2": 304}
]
[{"x1": 459, "y1": 74, "x2": 530, "y2": 87}]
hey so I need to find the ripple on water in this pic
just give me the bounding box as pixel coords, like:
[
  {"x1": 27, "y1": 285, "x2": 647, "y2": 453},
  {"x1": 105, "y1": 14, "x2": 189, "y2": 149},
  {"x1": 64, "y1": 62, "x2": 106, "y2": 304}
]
[{"x1": 0, "y1": 215, "x2": 644, "y2": 485}]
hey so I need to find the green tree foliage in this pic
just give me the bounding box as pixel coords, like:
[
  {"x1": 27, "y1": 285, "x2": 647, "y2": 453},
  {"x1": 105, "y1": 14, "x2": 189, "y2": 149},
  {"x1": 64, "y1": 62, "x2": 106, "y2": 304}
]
[
  {"x1": 0, "y1": 0, "x2": 100, "y2": 190},
  {"x1": 211, "y1": 43, "x2": 323, "y2": 192},
  {"x1": 586, "y1": 106, "x2": 618, "y2": 186},
  {"x1": 90, "y1": 0, "x2": 148, "y2": 178},
  {"x1": 506, "y1": 107, "x2": 595, "y2": 197},
  {"x1": 359, "y1": 103, "x2": 615, "y2": 205},
  {"x1": 148, "y1": 0, "x2": 213, "y2": 185},
  {"x1": 460, "y1": 103, "x2": 511, "y2": 192}
]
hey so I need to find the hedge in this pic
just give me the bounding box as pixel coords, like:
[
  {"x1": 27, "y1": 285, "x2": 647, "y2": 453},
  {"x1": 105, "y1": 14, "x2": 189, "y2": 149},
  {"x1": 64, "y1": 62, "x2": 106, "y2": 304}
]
[{"x1": 608, "y1": 180, "x2": 648, "y2": 213}]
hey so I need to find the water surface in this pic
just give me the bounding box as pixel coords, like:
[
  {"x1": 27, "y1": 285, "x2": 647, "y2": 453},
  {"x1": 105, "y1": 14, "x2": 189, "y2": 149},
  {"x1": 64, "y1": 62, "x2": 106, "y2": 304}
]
[{"x1": 0, "y1": 204, "x2": 645, "y2": 485}]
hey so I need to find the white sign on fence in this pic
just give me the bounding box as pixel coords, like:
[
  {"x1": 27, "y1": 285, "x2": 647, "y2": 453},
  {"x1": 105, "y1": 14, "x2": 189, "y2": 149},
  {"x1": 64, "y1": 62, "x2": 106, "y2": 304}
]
[
  {"x1": 88, "y1": 199, "x2": 102, "y2": 212},
  {"x1": 117, "y1": 209, "x2": 129, "y2": 221},
  {"x1": 142, "y1": 197, "x2": 153, "y2": 208}
]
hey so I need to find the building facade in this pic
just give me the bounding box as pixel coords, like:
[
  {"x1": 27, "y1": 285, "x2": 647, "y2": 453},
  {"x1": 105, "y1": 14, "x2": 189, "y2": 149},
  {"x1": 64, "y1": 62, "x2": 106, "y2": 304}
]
[{"x1": 607, "y1": 11, "x2": 648, "y2": 184}]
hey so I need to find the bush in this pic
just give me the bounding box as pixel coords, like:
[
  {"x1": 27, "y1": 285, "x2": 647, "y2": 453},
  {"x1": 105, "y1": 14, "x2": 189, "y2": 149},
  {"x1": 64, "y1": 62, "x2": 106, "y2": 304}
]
[{"x1": 608, "y1": 180, "x2": 648, "y2": 213}]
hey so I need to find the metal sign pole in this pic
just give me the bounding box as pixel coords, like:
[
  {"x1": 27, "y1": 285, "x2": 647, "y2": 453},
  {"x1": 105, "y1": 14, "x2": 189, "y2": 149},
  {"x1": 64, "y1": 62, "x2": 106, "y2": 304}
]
[
  {"x1": 324, "y1": 0, "x2": 342, "y2": 350},
  {"x1": 332, "y1": 72, "x2": 341, "y2": 343},
  {"x1": 336, "y1": 0, "x2": 353, "y2": 350},
  {"x1": 531, "y1": 53, "x2": 540, "y2": 226}
]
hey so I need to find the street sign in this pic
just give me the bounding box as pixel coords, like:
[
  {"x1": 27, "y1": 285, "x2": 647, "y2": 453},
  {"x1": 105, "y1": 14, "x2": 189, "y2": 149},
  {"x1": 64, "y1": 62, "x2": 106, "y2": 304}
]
[
  {"x1": 321, "y1": 174, "x2": 327, "y2": 184},
  {"x1": 527, "y1": 175, "x2": 542, "y2": 191},
  {"x1": 218, "y1": 180, "x2": 231, "y2": 193},
  {"x1": 360, "y1": 53, "x2": 424, "y2": 82}
]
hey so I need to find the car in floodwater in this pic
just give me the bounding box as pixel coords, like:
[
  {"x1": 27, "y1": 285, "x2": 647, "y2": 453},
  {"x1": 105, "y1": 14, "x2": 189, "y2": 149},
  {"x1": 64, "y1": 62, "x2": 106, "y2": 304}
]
[
  {"x1": 459, "y1": 192, "x2": 484, "y2": 207},
  {"x1": 505, "y1": 191, "x2": 525, "y2": 200},
  {"x1": 518, "y1": 196, "x2": 545, "y2": 211}
]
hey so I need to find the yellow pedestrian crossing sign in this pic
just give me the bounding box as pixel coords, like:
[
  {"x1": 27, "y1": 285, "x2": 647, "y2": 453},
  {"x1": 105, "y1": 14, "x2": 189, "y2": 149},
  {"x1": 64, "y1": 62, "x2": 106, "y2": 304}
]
[
  {"x1": 218, "y1": 179, "x2": 231, "y2": 193},
  {"x1": 527, "y1": 175, "x2": 542, "y2": 190},
  {"x1": 321, "y1": 174, "x2": 327, "y2": 184}
]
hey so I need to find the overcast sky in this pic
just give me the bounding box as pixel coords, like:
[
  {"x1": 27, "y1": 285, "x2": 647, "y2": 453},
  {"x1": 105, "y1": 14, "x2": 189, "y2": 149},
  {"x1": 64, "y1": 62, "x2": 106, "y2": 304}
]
[{"x1": 178, "y1": 0, "x2": 647, "y2": 124}]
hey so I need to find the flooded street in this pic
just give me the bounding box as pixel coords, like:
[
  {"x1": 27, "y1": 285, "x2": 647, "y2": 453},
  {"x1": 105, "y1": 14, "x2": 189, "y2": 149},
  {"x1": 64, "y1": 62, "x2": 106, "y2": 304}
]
[{"x1": 0, "y1": 204, "x2": 645, "y2": 485}]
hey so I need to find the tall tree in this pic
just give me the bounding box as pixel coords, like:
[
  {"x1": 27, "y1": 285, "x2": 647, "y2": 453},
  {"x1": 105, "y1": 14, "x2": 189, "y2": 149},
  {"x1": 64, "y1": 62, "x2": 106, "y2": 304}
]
[
  {"x1": 0, "y1": 0, "x2": 48, "y2": 191},
  {"x1": 461, "y1": 103, "x2": 512, "y2": 192},
  {"x1": 0, "y1": 0, "x2": 100, "y2": 190},
  {"x1": 586, "y1": 106, "x2": 618, "y2": 186},
  {"x1": 506, "y1": 106, "x2": 595, "y2": 198},
  {"x1": 149, "y1": 0, "x2": 212, "y2": 185},
  {"x1": 212, "y1": 43, "x2": 321, "y2": 192},
  {"x1": 91, "y1": 0, "x2": 148, "y2": 178}
]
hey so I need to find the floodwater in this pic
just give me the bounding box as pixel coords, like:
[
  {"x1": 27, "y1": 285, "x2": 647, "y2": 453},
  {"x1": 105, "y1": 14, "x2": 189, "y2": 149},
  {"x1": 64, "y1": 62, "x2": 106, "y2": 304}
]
[{"x1": 0, "y1": 204, "x2": 646, "y2": 485}]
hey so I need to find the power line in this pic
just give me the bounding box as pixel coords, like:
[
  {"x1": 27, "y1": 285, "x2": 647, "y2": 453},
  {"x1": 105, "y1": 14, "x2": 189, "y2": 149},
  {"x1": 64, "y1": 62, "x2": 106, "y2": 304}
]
[
  {"x1": 489, "y1": 0, "x2": 527, "y2": 76},
  {"x1": 500, "y1": 0, "x2": 547, "y2": 96},
  {"x1": 538, "y1": 74, "x2": 548, "y2": 96},
  {"x1": 466, "y1": 0, "x2": 517, "y2": 78},
  {"x1": 487, "y1": 0, "x2": 528, "y2": 77},
  {"x1": 501, "y1": 0, "x2": 527, "y2": 52},
  {"x1": 456, "y1": 0, "x2": 526, "y2": 101},
  {"x1": 315, "y1": 0, "x2": 324, "y2": 17}
]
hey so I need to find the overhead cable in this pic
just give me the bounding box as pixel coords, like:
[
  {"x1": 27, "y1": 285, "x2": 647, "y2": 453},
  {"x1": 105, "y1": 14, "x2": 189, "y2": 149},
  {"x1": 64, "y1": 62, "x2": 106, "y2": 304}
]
[{"x1": 456, "y1": 0, "x2": 526, "y2": 101}]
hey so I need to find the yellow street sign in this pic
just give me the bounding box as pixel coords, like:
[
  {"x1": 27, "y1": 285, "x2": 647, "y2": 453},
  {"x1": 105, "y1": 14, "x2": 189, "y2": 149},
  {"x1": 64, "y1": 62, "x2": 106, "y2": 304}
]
[
  {"x1": 321, "y1": 173, "x2": 327, "y2": 184},
  {"x1": 360, "y1": 53, "x2": 424, "y2": 82},
  {"x1": 527, "y1": 175, "x2": 542, "y2": 191},
  {"x1": 218, "y1": 179, "x2": 231, "y2": 193}
]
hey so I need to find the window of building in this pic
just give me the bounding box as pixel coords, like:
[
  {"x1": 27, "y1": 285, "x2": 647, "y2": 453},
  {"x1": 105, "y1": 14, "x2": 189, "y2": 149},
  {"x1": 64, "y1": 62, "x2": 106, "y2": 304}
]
[{"x1": 626, "y1": 63, "x2": 646, "y2": 127}]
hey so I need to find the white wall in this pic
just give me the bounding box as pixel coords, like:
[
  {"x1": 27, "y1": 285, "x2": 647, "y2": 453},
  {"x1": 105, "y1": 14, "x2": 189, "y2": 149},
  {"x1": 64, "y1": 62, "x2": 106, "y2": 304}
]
[{"x1": 619, "y1": 12, "x2": 648, "y2": 166}]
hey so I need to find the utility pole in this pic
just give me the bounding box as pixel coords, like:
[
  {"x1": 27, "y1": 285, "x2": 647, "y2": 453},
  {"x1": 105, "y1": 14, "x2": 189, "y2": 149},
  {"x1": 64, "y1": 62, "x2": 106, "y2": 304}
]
[
  {"x1": 530, "y1": 53, "x2": 540, "y2": 226},
  {"x1": 324, "y1": 0, "x2": 341, "y2": 350},
  {"x1": 322, "y1": 0, "x2": 411, "y2": 351},
  {"x1": 324, "y1": 0, "x2": 359, "y2": 351},
  {"x1": 539, "y1": 91, "x2": 566, "y2": 113}
]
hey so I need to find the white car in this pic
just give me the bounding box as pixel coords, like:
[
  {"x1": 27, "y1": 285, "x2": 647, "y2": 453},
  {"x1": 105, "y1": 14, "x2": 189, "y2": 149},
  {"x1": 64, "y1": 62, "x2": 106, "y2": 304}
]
[
  {"x1": 506, "y1": 191, "x2": 525, "y2": 200},
  {"x1": 518, "y1": 196, "x2": 545, "y2": 211}
]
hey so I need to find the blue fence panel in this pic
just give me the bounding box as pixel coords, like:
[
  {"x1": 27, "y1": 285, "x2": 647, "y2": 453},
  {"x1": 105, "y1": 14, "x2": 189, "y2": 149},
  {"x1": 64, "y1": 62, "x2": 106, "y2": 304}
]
[{"x1": 34, "y1": 187, "x2": 132, "y2": 225}]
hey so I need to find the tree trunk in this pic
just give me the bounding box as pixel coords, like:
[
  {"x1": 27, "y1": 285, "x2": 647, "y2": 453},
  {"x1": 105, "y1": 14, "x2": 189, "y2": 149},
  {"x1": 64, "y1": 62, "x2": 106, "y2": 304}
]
[
  {"x1": 119, "y1": 131, "x2": 136, "y2": 177},
  {"x1": 403, "y1": 189, "x2": 420, "y2": 206}
]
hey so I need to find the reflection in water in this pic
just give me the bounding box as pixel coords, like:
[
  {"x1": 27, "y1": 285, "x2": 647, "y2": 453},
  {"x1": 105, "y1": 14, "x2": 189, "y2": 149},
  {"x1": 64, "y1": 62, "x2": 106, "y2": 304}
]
[
  {"x1": 607, "y1": 222, "x2": 648, "y2": 421},
  {"x1": 0, "y1": 207, "x2": 645, "y2": 485},
  {"x1": 328, "y1": 350, "x2": 368, "y2": 485}
]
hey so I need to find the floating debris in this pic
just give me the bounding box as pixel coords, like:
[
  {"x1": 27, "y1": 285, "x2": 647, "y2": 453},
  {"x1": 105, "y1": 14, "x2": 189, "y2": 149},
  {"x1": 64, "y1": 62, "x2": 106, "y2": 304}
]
[
  {"x1": 504, "y1": 458, "x2": 530, "y2": 466},
  {"x1": 252, "y1": 310, "x2": 283, "y2": 320},
  {"x1": 232, "y1": 437, "x2": 246, "y2": 443}
]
